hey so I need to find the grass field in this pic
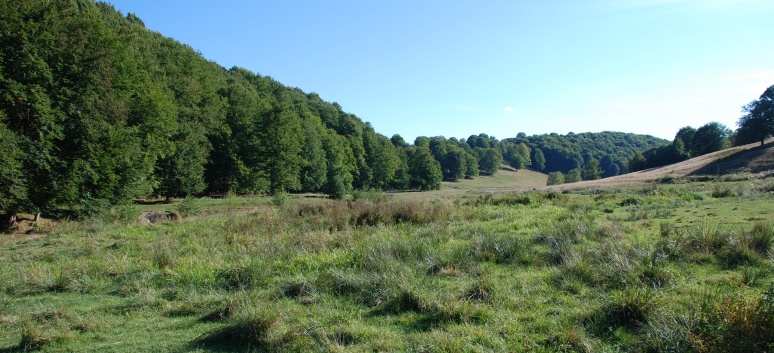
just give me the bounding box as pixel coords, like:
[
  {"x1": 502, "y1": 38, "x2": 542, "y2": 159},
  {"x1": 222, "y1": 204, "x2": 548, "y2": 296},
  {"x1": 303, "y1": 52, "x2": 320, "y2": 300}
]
[
  {"x1": 1, "y1": 175, "x2": 773, "y2": 352},
  {"x1": 393, "y1": 166, "x2": 548, "y2": 202}
]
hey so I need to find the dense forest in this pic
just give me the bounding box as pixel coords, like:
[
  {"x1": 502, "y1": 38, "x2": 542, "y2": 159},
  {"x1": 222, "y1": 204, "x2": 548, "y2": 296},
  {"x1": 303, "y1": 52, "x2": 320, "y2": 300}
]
[{"x1": 0, "y1": 0, "x2": 667, "y2": 217}]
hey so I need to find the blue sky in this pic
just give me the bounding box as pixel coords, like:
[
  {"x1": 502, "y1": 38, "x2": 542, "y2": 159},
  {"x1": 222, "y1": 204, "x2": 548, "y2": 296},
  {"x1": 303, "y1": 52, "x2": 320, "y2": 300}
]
[{"x1": 107, "y1": 0, "x2": 774, "y2": 142}]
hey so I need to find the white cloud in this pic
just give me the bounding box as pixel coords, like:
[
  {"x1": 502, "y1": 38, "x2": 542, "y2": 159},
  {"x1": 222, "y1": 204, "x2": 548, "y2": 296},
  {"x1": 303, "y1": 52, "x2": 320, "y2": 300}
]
[{"x1": 504, "y1": 107, "x2": 516, "y2": 112}]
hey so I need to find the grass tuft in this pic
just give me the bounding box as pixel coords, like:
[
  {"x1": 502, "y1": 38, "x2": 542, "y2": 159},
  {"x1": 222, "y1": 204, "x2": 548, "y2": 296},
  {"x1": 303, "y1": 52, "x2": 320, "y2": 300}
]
[
  {"x1": 742, "y1": 221, "x2": 774, "y2": 256},
  {"x1": 18, "y1": 319, "x2": 50, "y2": 351},
  {"x1": 588, "y1": 287, "x2": 659, "y2": 332},
  {"x1": 195, "y1": 305, "x2": 280, "y2": 350}
]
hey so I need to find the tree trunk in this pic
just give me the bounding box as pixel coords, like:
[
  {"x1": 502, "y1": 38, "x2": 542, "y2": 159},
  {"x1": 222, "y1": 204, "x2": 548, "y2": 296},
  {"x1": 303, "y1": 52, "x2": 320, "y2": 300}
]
[{"x1": 34, "y1": 213, "x2": 40, "y2": 222}]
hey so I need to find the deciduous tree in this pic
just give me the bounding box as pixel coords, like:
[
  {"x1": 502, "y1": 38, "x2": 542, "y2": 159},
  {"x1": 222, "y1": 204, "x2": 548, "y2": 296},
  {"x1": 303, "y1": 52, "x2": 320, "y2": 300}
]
[{"x1": 737, "y1": 85, "x2": 774, "y2": 146}]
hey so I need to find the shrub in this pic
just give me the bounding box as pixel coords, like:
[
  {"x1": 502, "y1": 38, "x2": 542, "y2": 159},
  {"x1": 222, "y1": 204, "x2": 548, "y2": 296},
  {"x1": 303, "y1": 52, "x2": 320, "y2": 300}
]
[
  {"x1": 690, "y1": 286, "x2": 774, "y2": 352},
  {"x1": 271, "y1": 190, "x2": 289, "y2": 206},
  {"x1": 176, "y1": 196, "x2": 202, "y2": 217},
  {"x1": 100, "y1": 204, "x2": 140, "y2": 224},
  {"x1": 619, "y1": 197, "x2": 641, "y2": 206},
  {"x1": 711, "y1": 187, "x2": 736, "y2": 198},
  {"x1": 740, "y1": 266, "x2": 765, "y2": 287}
]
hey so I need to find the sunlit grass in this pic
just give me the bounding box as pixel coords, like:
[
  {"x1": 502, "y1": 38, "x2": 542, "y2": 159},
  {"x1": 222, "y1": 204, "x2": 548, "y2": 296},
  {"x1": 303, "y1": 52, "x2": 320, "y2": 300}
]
[{"x1": 1, "y1": 176, "x2": 772, "y2": 352}]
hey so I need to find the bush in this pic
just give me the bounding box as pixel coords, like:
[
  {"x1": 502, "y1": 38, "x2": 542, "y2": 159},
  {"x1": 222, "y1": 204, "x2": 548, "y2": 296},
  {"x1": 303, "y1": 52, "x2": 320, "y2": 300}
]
[
  {"x1": 271, "y1": 190, "x2": 289, "y2": 206},
  {"x1": 176, "y1": 196, "x2": 202, "y2": 217},
  {"x1": 619, "y1": 197, "x2": 641, "y2": 206},
  {"x1": 711, "y1": 187, "x2": 736, "y2": 198},
  {"x1": 690, "y1": 286, "x2": 774, "y2": 352}
]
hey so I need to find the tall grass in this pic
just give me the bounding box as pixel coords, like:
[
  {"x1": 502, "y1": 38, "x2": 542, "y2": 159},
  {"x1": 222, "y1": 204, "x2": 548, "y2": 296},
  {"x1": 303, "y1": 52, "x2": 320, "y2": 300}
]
[{"x1": 1, "y1": 181, "x2": 773, "y2": 352}]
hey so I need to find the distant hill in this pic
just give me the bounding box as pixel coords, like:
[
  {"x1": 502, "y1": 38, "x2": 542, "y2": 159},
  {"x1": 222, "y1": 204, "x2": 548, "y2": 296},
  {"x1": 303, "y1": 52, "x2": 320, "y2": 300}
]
[{"x1": 505, "y1": 132, "x2": 668, "y2": 175}]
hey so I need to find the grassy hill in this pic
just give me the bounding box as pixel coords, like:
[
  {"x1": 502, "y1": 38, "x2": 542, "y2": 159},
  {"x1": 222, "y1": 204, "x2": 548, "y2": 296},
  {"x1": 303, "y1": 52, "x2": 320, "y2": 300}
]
[{"x1": 549, "y1": 139, "x2": 774, "y2": 190}]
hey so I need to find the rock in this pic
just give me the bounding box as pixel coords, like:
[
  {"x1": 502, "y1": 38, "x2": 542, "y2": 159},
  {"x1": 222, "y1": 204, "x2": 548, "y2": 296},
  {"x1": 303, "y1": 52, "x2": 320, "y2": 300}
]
[{"x1": 139, "y1": 211, "x2": 180, "y2": 224}]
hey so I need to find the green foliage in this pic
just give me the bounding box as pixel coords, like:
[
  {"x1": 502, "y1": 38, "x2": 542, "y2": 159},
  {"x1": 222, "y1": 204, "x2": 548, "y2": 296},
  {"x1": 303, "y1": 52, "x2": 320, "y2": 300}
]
[
  {"x1": 0, "y1": 117, "x2": 28, "y2": 213},
  {"x1": 176, "y1": 196, "x2": 202, "y2": 217},
  {"x1": 736, "y1": 84, "x2": 774, "y2": 146},
  {"x1": 629, "y1": 122, "x2": 732, "y2": 172},
  {"x1": 2, "y1": 178, "x2": 774, "y2": 351},
  {"x1": 628, "y1": 152, "x2": 648, "y2": 172},
  {"x1": 565, "y1": 168, "x2": 582, "y2": 183},
  {"x1": 260, "y1": 103, "x2": 304, "y2": 195},
  {"x1": 688, "y1": 286, "x2": 774, "y2": 352},
  {"x1": 477, "y1": 148, "x2": 503, "y2": 175},
  {"x1": 506, "y1": 131, "x2": 665, "y2": 175},
  {"x1": 582, "y1": 158, "x2": 601, "y2": 180},
  {"x1": 693, "y1": 122, "x2": 732, "y2": 156},
  {"x1": 409, "y1": 147, "x2": 442, "y2": 191},
  {"x1": 532, "y1": 148, "x2": 546, "y2": 171},
  {"x1": 547, "y1": 171, "x2": 565, "y2": 186}
]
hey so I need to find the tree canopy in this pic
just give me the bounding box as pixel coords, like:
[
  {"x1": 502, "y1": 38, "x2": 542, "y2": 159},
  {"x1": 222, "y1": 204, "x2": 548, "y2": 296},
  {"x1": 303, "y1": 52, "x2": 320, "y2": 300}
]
[
  {"x1": 736, "y1": 85, "x2": 774, "y2": 146},
  {"x1": 628, "y1": 122, "x2": 732, "y2": 172}
]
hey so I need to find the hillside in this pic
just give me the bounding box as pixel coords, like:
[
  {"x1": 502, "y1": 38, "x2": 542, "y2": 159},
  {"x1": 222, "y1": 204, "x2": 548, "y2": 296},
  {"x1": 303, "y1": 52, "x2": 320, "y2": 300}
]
[{"x1": 549, "y1": 139, "x2": 774, "y2": 189}]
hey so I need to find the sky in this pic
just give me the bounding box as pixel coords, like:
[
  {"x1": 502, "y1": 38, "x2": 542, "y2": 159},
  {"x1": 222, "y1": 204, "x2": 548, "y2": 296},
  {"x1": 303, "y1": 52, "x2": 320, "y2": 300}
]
[{"x1": 106, "y1": 0, "x2": 774, "y2": 142}]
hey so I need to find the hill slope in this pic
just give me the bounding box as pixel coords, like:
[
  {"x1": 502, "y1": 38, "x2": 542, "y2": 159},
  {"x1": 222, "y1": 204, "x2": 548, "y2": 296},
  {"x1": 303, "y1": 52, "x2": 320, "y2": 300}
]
[{"x1": 549, "y1": 140, "x2": 774, "y2": 189}]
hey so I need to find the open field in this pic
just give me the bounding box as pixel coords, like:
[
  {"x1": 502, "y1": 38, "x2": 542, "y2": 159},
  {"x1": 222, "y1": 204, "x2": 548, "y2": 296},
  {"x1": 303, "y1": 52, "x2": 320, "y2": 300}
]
[
  {"x1": 1, "y1": 175, "x2": 773, "y2": 352},
  {"x1": 393, "y1": 167, "x2": 548, "y2": 202}
]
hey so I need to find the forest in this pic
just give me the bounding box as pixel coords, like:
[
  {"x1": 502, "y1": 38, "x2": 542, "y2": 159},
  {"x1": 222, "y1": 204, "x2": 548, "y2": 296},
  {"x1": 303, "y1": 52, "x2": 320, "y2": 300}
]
[
  {"x1": 2, "y1": 1, "x2": 774, "y2": 352},
  {"x1": 0, "y1": 0, "x2": 669, "y2": 218}
]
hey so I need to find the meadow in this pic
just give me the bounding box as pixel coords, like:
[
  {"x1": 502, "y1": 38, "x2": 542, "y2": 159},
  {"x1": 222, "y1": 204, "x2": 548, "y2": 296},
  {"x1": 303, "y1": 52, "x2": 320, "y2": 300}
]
[{"x1": 1, "y1": 174, "x2": 773, "y2": 352}]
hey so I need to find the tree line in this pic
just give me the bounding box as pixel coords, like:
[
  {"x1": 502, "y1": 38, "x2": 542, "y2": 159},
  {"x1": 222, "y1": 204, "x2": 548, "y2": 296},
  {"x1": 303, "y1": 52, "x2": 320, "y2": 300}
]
[
  {"x1": 0, "y1": 0, "x2": 670, "y2": 218},
  {"x1": 503, "y1": 132, "x2": 667, "y2": 186}
]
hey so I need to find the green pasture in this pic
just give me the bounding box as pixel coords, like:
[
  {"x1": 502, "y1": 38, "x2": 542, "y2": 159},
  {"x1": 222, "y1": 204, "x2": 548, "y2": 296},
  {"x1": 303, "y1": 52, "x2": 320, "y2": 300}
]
[{"x1": 1, "y1": 176, "x2": 772, "y2": 352}]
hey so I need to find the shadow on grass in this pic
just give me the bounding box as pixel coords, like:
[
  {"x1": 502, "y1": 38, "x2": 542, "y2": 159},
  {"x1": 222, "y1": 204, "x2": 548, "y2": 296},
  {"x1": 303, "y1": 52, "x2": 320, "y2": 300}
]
[{"x1": 691, "y1": 142, "x2": 774, "y2": 176}]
